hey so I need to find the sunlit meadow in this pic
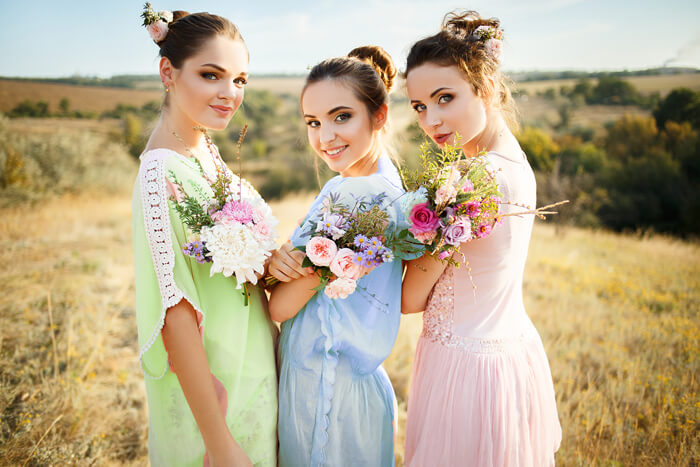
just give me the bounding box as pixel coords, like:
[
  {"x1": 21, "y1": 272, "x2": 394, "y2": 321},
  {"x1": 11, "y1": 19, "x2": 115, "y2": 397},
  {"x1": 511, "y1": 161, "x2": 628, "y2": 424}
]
[{"x1": 0, "y1": 185, "x2": 697, "y2": 465}]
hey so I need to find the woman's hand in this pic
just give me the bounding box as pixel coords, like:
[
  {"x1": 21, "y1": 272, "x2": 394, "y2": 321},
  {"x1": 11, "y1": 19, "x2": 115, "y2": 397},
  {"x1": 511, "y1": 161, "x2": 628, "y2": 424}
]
[{"x1": 268, "y1": 241, "x2": 312, "y2": 282}]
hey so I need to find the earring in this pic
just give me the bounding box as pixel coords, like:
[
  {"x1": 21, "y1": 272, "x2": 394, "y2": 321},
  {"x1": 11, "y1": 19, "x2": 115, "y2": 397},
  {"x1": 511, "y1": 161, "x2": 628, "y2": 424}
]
[{"x1": 165, "y1": 87, "x2": 170, "y2": 93}]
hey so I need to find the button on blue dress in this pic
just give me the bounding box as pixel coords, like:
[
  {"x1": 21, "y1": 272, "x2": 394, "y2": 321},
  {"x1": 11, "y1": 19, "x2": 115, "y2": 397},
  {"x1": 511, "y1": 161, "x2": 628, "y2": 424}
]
[{"x1": 278, "y1": 156, "x2": 405, "y2": 466}]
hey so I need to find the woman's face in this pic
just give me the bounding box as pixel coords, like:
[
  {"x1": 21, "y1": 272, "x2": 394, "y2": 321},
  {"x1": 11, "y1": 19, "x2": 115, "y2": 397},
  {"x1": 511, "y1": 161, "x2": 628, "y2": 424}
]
[
  {"x1": 301, "y1": 79, "x2": 385, "y2": 177},
  {"x1": 164, "y1": 35, "x2": 249, "y2": 131},
  {"x1": 406, "y1": 63, "x2": 488, "y2": 150}
]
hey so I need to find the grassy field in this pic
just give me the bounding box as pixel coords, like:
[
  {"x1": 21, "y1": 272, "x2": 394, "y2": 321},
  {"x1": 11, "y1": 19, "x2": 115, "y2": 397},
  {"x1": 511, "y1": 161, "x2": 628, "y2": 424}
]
[{"x1": 0, "y1": 189, "x2": 697, "y2": 465}]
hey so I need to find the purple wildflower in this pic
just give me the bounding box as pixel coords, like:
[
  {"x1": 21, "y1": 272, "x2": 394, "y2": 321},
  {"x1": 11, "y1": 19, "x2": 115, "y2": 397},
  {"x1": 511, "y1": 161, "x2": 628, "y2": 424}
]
[{"x1": 353, "y1": 234, "x2": 369, "y2": 249}]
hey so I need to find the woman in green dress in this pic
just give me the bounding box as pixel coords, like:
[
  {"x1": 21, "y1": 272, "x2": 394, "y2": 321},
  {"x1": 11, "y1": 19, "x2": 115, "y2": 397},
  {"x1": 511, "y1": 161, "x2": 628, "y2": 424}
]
[{"x1": 132, "y1": 7, "x2": 277, "y2": 466}]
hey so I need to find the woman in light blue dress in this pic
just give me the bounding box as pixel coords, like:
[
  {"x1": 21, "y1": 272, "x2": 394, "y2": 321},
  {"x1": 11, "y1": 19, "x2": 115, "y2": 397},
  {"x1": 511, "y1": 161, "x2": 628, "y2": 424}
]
[{"x1": 268, "y1": 45, "x2": 405, "y2": 466}]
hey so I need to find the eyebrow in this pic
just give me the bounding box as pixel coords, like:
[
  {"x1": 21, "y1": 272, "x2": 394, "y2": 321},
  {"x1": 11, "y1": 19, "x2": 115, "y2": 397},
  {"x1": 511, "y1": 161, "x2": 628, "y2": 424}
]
[
  {"x1": 303, "y1": 106, "x2": 353, "y2": 119},
  {"x1": 410, "y1": 87, "x2": 453, "y2": 104},
  {"x1": 201, "y1": 63, "x2": 226, "y2": 72},
  {"x1": 328, "y1": 106, "x2": 352, "y2": 115},
  {"x1": 430, "y1": 87, "x2": 451, "y2": 98}
]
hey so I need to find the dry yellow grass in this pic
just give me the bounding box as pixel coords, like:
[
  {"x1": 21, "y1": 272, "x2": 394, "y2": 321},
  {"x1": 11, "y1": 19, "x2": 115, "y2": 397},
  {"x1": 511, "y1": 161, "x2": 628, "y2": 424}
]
[
  {"x1": 1, "y1": 186, "x2": 698, "y2": 465},
  {"x1": 0, "y1": 79, "x2": 162, "y2": 114}
]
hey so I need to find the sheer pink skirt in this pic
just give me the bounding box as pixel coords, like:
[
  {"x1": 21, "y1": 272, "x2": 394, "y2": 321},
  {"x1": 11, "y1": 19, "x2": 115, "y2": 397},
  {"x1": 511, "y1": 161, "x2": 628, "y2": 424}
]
[{"x1": 404, "y1": 333, "x2": 561, "y2": 467}]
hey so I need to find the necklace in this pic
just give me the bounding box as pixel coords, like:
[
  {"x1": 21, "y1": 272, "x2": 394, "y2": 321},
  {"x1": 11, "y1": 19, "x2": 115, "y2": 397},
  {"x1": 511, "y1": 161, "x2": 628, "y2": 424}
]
[{"x1": 172, "y1": 127, "x2": 225, "y2": 181}]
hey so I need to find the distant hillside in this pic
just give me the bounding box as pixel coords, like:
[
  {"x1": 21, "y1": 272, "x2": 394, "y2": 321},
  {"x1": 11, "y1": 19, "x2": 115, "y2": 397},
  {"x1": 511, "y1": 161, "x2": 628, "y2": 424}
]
[
  {"x1": 2, "y1": 67, "x2": 696, "y2": 90},
  {"x1": 508, "y1": 67, "x2": 699, "y2": 82}
]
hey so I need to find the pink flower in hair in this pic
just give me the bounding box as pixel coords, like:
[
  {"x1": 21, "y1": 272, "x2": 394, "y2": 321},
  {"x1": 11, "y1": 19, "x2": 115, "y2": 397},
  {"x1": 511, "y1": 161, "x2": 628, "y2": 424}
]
[
  {"x1": 147, "y1": 21, "x2": 168, "y2": 43},
  {"x1": 486, "y1": 39, "x2": 503, "y2": 61}
]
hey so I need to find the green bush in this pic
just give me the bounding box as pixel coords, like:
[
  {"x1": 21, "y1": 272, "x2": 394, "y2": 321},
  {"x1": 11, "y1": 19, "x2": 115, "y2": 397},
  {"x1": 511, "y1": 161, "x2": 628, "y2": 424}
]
[{"x1": 0, "y1": 115, "x2": 136, "y2": 206}]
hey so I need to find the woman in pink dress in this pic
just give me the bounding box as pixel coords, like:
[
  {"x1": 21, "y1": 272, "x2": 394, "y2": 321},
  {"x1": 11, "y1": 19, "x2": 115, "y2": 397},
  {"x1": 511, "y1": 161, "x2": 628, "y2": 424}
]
[{"x1": 401, "y1": 11, "x2": 562, "y2": 466}]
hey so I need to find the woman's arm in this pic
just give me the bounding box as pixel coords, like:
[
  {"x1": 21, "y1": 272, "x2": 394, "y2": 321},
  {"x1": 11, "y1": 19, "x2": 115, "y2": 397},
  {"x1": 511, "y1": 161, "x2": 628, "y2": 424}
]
[
  {"x1": 401, "y1": 253, "x2": 449, "y2": 314},
  {"x1": 162, "y1": 299, "x2": 253, "y2": 467},
  {"x1": 268, "y1": 273, "x2": 321, "y2": 323}
]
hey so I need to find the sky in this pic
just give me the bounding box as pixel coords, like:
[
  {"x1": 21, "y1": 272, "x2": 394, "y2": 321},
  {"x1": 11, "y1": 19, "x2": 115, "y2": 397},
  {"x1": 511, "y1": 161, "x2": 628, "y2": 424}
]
[{"x1": 1, "y1": 0, "x2": 699, "y2": 78}]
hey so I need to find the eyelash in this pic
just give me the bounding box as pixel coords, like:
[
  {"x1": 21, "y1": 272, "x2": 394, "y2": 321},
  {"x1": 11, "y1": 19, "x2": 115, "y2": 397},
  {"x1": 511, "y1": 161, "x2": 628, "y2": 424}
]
[
  {"x1": 306, "y1": 112, "x2": 352, "y2": 128},
  {"x1": 335, "y1": 112, "x2": 351, "y2": 123},
  {"x1": 412, "y1": 94, "x2": 454, "y2": 113},
  {"x1": 200, "y1": 73, "x2": 248, "y2": 86}
]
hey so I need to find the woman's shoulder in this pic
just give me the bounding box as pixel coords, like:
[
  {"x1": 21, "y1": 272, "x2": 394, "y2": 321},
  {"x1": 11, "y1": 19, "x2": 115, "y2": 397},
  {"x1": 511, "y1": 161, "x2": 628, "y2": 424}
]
[
  {"x1": 140, "y1": 147, "x2": 192, "y2": 165},
  {"x1": 138, "y1": 147, "x2": 200, "y2": 180},
  {"x1": 331, "y1": 173, "x2": 401, "y2": 198}
]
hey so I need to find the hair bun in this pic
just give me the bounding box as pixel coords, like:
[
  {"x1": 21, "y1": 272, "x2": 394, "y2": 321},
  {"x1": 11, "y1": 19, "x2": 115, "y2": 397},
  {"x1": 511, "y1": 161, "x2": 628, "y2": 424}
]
[
  {"x1": 348, "y1": 45, "x2": 396, "y2": 93},
  {"x1": 441, "y1": 10, "x2": 500, "y2": 40},
  {"x1": 171, "y1": 10, "x2": 190, "y2": 22}
]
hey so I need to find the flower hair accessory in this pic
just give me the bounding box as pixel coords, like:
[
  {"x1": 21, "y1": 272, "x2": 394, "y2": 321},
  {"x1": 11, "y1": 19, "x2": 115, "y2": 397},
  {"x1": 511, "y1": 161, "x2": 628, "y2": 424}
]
[
  {"x1": 472, "y1": 25, "x2": 504, "y2": 61},
  {"x1": 141, "y1": 2, "x2": 173, "y2": 43}
]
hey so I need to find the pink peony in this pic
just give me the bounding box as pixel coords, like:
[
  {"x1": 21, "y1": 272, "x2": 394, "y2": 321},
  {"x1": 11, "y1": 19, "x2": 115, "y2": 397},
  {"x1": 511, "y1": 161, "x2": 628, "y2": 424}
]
[
  {"x1": 412, "y1": 230, "x2": 437, "y2": 244},
  {"x1": 147, "y1": 21, "x2": 168, "y2": 42},
  {"x1": 409, "y1": 202, "x2": 440, "y2": 233},
  {"x1": 329, "y1": 248, "x2": 363, "y2": 280},
  {"x1": 443, "y1": 217, "x2": 472, "y2": 246},
  {"x1": 324, "y1": 277, "x2": 357, "y2": 299},
  {"x1": 306, "y1": 237, "x2": 338, "y2": 267}
]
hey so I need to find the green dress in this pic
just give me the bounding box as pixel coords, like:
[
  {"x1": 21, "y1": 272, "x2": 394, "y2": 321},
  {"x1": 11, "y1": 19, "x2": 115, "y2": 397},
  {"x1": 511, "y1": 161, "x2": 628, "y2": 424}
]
[{"x1": 132, "y1": 148, "x2": 278, "y2": 466}]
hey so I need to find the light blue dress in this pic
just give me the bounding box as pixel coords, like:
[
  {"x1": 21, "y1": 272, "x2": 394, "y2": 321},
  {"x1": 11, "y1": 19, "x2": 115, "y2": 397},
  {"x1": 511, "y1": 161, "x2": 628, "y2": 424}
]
[{"x1": 278, "y1": 155, "x2": 406, "y2": 466}]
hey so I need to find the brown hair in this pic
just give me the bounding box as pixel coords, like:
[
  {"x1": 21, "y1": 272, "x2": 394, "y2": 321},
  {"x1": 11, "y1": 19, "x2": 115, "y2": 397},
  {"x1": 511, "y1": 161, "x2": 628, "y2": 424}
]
[
  {"x1": 303, "y1": 45, "x2": 396, "y2": 117},
  {"x1": 405, "y1": 10, "x2": 518, "y2": 130},
  {"x1": 156, "y1": 10, "x2": 246, "y2": 69}
]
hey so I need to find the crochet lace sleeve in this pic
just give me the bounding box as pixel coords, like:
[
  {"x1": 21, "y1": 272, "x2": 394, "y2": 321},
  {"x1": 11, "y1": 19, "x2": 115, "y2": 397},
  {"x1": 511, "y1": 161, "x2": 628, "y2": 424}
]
[{"x1": 139, "y1": 151, "x2": 186, "y2": 309}]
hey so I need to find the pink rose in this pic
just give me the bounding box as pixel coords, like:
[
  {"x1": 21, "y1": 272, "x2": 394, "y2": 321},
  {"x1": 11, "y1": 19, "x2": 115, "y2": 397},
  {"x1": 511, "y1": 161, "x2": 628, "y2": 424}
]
[
  {"x1": 329, "y1": 248, "x2": 363, "y2": 280},
  {"x1": 324, "y1": 277, "x2": 357, "y2": 299},
  {"x1": 306, "y1": 237, "x2": 338, "y2": 267},
  {"x1": 409, "y1": 202, "x2": 440, "y2": 233},
  {"x1": 147, "y1": 21, "x2": 168, "y2": 43},
  {"x1": 412, "y1": 230, "x2": 437, "y2": 244},
  {"x1": 443, "y1": 217, "x2": 472, "y2": 246}
]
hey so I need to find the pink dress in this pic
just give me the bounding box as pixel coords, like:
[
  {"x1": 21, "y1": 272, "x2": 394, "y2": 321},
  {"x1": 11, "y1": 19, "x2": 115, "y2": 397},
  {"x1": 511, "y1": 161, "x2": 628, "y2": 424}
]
[{"x1": 404, "y1": 151, "x2": 561, "y2": 467}]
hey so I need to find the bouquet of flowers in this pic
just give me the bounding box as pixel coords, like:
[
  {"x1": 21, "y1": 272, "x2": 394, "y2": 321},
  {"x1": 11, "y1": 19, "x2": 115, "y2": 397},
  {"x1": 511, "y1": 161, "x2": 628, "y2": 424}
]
[
  {"x1": 295, "y1": 191, "x2": 415, "y2": 299},
  {"x1": 401, "y1": 138, "x2": 567, "y2": 265},
  {"x1": 169, "y1": 129, "x2": 278, "y2": 289}
]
